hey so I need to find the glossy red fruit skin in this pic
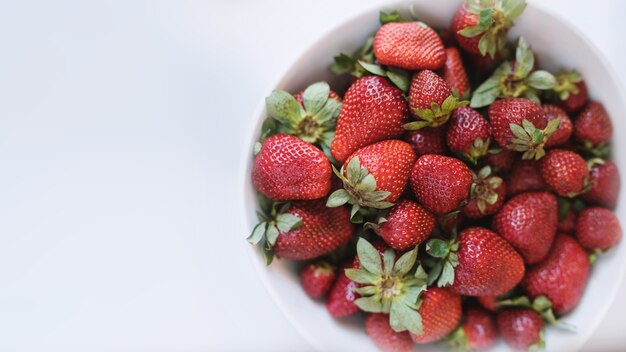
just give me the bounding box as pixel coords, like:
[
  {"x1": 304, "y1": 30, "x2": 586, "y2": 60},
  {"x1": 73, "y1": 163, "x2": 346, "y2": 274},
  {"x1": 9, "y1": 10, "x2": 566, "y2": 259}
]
[
  {"x1": 344, "y1": 140, "x2": 416, "y2": 202},
  {"x1": 365, "y1": 314, "x2": 414, "y2": 352},
  {"x1": 374, "y1": 22, "x2": 446, "y2": 70},
  {"x1": 574, "y1": 102, "x2": 613, "y2": 145},
  {"x1": 540, "y1": 149, "x2": 589, "y2": 197},
  {"x1": 378, "y1": 200, "x2": 436, "y2": 251},
  {"x1": 450, "y1": 227, "x2": 525, "y2": 296},
  {"x1": 485, "y1": 148, "x2": 516, "y2": 172},
  {"x1": 409, "y1": 70, "x2": 452, "y2": 113},
  {"x1": 493, "y1": 192, "x2": 558, "y2": 264},
  {"x1": 252, "y1": 134, "x2": 331, "y2": 200},
  {"x1": 522, "y1": 234, "x2": 590, "y2": 315},
  {"x1": 507, "y1": 160, "x2": 546, "y2": 196},
  {"x1": 327, "y1": 261, "x2": 360, "y2": 317},
  {"x1": 446, "y1": 106, "x2": 491, "y2": 156},
  {"x1": 463, "y1": 180, "x2": 506, "y2": 219},
  {"x1": 450, "y1": 2, "x2": 482, "y2": 56},
  {"x1": 331, "y1": 76, "x2": 408, "y2": 163},
  {"x1": 560, "y1": 80, "x2": 588, "y2": 113},
  {"x1": 410, "y1": 154, "x2": 473, "y2": 214},
  {"x1": 477, "y1": 295, "x2": 499, "y2": 312},
  {"x1": 404, "y1": 127, "x2": 447, "y2": 156},
  {"x1": 410, "y1": 288, "x2": 462, "y2": 344},
  {"x1": 558, "y1": 209, "x2": 577, "y2": 234},
  {"x1": 583, "y1": 160, "x2": 620, "y2": 209},
  {"x1": 543, "y1": 104, "x2": 573, "y2": 148},
  {"x1": 497, "y1": 309, "x2": 543, "y2": 351},
  {"x1": 463, "y1": 308, "x2": 498, "y2": 350},
  {"x1": 300, "y1": 262, "x2": 335, "y2": 298},
  {"x1": 488, "y1": 98, "x2": 547, "y2": 150},
  {"x1": 576, "y1": 207, "x2": 623, "y2": 251},
  {"x1": 273, "y1": 200, "x2": 354, "y2": 260},
  {"x1": 441, "y1": 47, "x2": 470, "y2": 98}
]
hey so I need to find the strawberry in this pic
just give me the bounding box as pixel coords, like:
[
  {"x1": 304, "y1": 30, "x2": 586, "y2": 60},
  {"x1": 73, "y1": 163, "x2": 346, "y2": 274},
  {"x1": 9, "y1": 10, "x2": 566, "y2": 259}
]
[
  {"x1": 553, "y1": 71, "x2": 589, "y2": 113},
  {"x1": 540, "y1": 149, "x2": 590, "y2": 197},
  {"x1": 405, "y1": 70, "x2": 467, "y2": 129},
  {"x1": 507, "y1": 160, "x2": 546, "y2": 196},
  {"x1": 451, "y1": 0, "x2": 526, "y2": 58},
  {"x1": 327, "y1": 261, "x2": 360, "y2": 317},
  {"x1": 583, "y1": 159, "x2": 620, "y2": 209},
  {"x1": 477, "y1": 295, "x2": 500, "y2": 312},
  {"x1": 410, "y1": 288, "x2": 462, "y2": 344},
  {"x1": 367, "y1": 200, "x2": 436, "y2": 251},
  {"x1": 450, "y1": 227, "x2": 525, "y2": 296},
  {"x1": 252, "y1": 134, "x2": 331, "y2": 201},
  {"x1": 448, "y1": 307, "x2": 498, "y2": 350},
  {"x1": 463, "y1": 166, "x2": 506, "y2": 218},
  {"x1": 485, "y1": 147, "x2": 516, "y2": 172},
  {"x1": 543, "y1": 104, "x2": 573, "y2": 148},
  {"x1": 446, "y1": 106, "x2": 492, "y2": 163},
  {"x1": 487, "y1": 98, "x2": 558, "y2": 160},
  {"x1": 493, "y1": 192, "x2": 558, "y2": 264},
  {"x1": 300, "y1": 261, "x2": 336, "y2": 298},
  {"x1": 373, "y1": 22, "x2": 446, "y2": 70},
  {"x1": 576, "y1": 207, "x2": 622, "y2": 251},
  {"x1": 327, "y1": 140, "x2": 416, "y2": 220},
  {"x1": 497, "y1": 309, "x2": 544, "y2": 351},
  {"x1": 404, "y1": 127, "x2": 447, "y2": 156},
  {"x1": 410, "y1": 154, "x2": 473, "y2": 214},
  {"x1": 441, "y1": 47, "x2": 471, "y2": 98},
  {"x1": 558, "y1": 208, "x2": 577, "y2": 234},
  {"x1": 575, "y1": 102, "x2": 613, "y2": 146},
  {"x1": 522, "y1": 234, "x2": 590, "y2": 315},
  {"x1": 365, "y1": 314, "x2": 414, "y2": 352}
]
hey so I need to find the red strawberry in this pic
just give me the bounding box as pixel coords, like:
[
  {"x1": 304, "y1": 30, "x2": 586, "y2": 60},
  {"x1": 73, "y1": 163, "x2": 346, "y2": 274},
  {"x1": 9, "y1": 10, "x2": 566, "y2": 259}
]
[
  {"x1": 463, "y1": 166, "x2": 506, "y2": 219},
  {"x1": 540, "y1": 149, "x2": 590, "y2": 197},
  {"x1": 410, "y1": 288, "x2": 462, "y2": 344},
  {"x1": 522, "y1": 234, "x2": 590, "y2": 315},
  {"x1": 558, "y1": 208, "x2": 577, "y2": 234},
  {"x1": 404, "y1": 127, "x2": 447, "y2": 156},
  {"x1": 410, "y1": 154, "x2": 473, "y2": 214},
  {"x1": 368, "y1": 200, "x2": 436, "y2": 251},
  {"x1": 441, "y1": 47, "x2": 470, "y2": 98},
  {"x1": 507, "y1": 160, "x2": 546, "y2": 196},
  {"x1": 446, "y1": 106, "x2": 492, "y2": 163},
  {"x1": 365, "y1": 314, "x2": 414, "y2": 352},
  {"x1": 574, "y1": 102, "x2": 613, "y2": 146},
  {"x1": 406, "y1": 70, "x2": 467, "y2": 129},
  {"x1": 252, "y1": 134, "x2": 331, "y2": 200},
  {"x1": 373, "y1": 22, "x2": 446, "y2": 70},
  {"x1": 477, "y1": 295, "x2": 500, "y2": 312},
  {"x1": 300, "y1": 261, "x2": 335, "y2": 298},
  {"x1": 553, "y1": 71, "x2": 589, "y2": 113},
  {"x1": 497, "y1": 309, "x2": 544, "y2": 351},
  {"x1": 493, "y1": 192, "x2": 558, "y2": 264},
  {"x1": 543, "y1": 104, "x2": 573, "y2": 148},
  {"x1": 576, "y1": 207, "x2": 622, "y2": 251},
  {"x1": 451, "y1": 0, "x2": 525, "y2": 57},
  {"x1": 450, "y1": 227, "x2": 525, "y2": 296},
  {"x1": 583, "y1": 160, "x2": 620, "y2": 209},
  {"x1": 331, "y1": 76, "x2": 408, "y2": 163},
  {"x1": 449, "y1": 307, "x2": 498, "y2": 350},
  {"x1": 485, "y1": 147, "x2": 516, "y2": 172},
  {"x1": 327, "y1": 261, "x2": 360, "y2": 317}
]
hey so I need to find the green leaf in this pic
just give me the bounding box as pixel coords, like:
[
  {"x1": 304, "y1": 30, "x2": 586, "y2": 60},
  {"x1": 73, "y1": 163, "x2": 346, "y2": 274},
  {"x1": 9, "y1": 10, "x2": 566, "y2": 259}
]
[
  {"x1": 426, "y1": 261, "x2": 443, "y2": 286},
  {"x1": 514, "y1": 37, "x2": 534, "y2": 78},
  {"x1": 347, "y1": 156, "x2": 362, "y2": 185},
  {"x1": 478, "y1": 165, "x2": 492, "y2": 179},
  {"x1": 544, "y1": 118, "x2": 561, "y2": 136},
  {"x1": 358, "y1": 60, "x2": 388, "y2": 77},
  {"x1": 470, "y1": 88, "x2": 499, "y2": 108},
  {"x1": 415, "y1": 265, "x2": 428, "y2": 282},
  {"x1": 426, "y1": 239, "x2": 450, "y2": 258},
  {"x1": 330, "y1": 53, "x2": 356, "y2": 75},
  {"x1": 357, "y1": 238, "x2": 383, "y2": 275},
  {"x1": 478, "y1": 31, "x2": 494, "y2": 57},
  {"x1": 260, "y1": 117, "x2": 278, "y2": 140},
  {"x1": 523, "y1": 89, "x2": 541, "y2": 104},
  {"x1": 265, "y1": 90, "x2": 303, "y2": 124},
  {"x1": 302, "y1": 82, "x2": 330, "y2": 116},
  {"x1": 326, "y1": 189, "x2": 351, "y2": 207},
  {"x1": 503, "y1": 0, "x2": 527, "y2": 21},
  {"x1": 394, "y1": 247, "x2": 418, "y2": 275},
  {"x1": 355, "y1": 173, "x2": 377, "y2": 193},
  {"x1": 362, "y1": 190, "x2": 391, "y2": 202},
  {"x1": 390, "y1": 300, "x2": 422, "y2": 334},
  {"x1": 510, "y1": 123, "x2": 530, "y2": 140},
  {"x1": 275, "y1": 213, "x2": 302, "y2": 232},
  {"x1": 355, "y1": 295, "x2": 384, "y2": 313},
  {"x1": 345, "y1": 268, "x2": 380, "y2": 285},
  {"x1": 246, "y1": 221, "x2": 267, "y2": 244},
  {"x1": 265, "y1": 224, "x2": 280, "y2": 246},
  {"x1": 253, "y1": 141, "x2": 262, "y2": 156},
  {"x1": 262, "y1": 246, "x2": 274, "y2": 265},
  {"x1": 379, "y1": 10, "x2": 404, "y2": 24},
  {"x1": 527, "y1": 70, "x2": 557, "y2": 89},
  {"x1": 315, "y1": 98, "x2": 341, "y2": 124},
  {"x1": 403, "y1": 120, "x2": 431, "y2": 130},
  {"x1": 383, "y1": 248, "x2": 396, "y2": 276},
  {"x1": 437, "y1": 261, "x2": 456, "y2": 287},
  {"x1": 387, "y1": 67, "x2": 410, "y2": 92}
]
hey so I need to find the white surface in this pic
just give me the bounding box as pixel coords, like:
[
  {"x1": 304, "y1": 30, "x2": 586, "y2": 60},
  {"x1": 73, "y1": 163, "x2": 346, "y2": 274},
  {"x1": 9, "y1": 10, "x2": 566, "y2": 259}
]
[{"x1": 0, "y1": 0, "x2": 623, "y2": 351}]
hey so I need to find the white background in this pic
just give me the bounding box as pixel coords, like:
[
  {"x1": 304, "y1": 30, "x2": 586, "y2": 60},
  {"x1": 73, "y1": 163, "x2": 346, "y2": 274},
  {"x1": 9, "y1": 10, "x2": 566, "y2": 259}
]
[{"x1": 0, "y1": 0, "x2": 624, "y2": 351}]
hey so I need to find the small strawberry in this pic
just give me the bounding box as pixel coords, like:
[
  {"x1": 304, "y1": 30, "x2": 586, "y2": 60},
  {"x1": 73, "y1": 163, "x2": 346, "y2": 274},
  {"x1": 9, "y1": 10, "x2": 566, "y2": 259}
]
[
  {"x1": 300, "y1": 261, "x2": 336, "y2": 298},
  {"x1": 410, "y1": 154, "x2": 473, "y2": 214},
  {"x1": 410, "y1": 288, "x2": 462, "y2": 344},
  {"x1": 327, "y1": 261, "x2": 360, "y2": 317},
  {"x1": 522, "y1": 234, "x2": 590, "y2": 315},
  {"x1": 497, "y1": 309, "x2": 544, "y2": 351},
  {"x1": 448, "y1": 307, "x2": 498, "y2": 351},
  {"x1": 327, "y1": 140, "x2": 416, "y2": 221},
  {"x1": 493, "y1": 192, "x2": 558, "y2": 264},
  {"x1": 367, "y1": 200, "x2": 436, "y2": 251},
  {"x1": 485, "y1": 147, "x2": 516, "y2": 172},
  {"x1": 576, "y1": 207, "x2": 622, "y2": 251},
  {"x1": 446, "y1": 106, "x2": 492, "y2": 163},
  {"x1": 373, "y1": 22, "x2": 446, "y2": 70},
  {"x1": 583, "y1": 159, "x2": 620, "y2": 209},
  {"x1": 540, "y1": 149, "x2": 590, "y2": 197},
  {"x1": 442, "y1": 47, "x2": 471, "y2": 98},
  {"x1": 543, "y1": 104, "x2": 573, "y2": 148},
  {"x1": 451, "y1": 0, "x2": 526, "y2": 57},
  {"x1": 252, "y1": 134, "x2": 331, "y2": 201},
  {"x1": 506, "y1": 160, "x2": 546, "y2": 196},
  {"x1": 331, "y1": 76, "x2": 409, "y2": 163},
  {"x1": 404, "y1": 127, "x2": 447, "y2": 156},
  {"x1": 552, "y1": 71, "x2": 589, "y2": 113},
  {"x1": 463, "y1": 166, "x2": 506, "y2": 218},
  {"x1": 365, "y1": 314, "x2": 414, "y2": 352},
  {"x1": 574, "y1": 101, "x2": 613, "y2": 146}
]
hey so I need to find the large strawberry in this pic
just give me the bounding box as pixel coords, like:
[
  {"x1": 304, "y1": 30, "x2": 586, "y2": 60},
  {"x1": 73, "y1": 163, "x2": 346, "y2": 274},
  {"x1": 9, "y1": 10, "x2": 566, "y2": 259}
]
[
  {"x1": 493, "y1": 192, "x2": 558, "y2": 264},
  {"x1": 331, "y1": 76, "x2": 408, "y2": 163},
  {"x1": 497, "y1": 309, "x2": 544, "y2": 351},
  {"x1": 552, "y1": 71, "x2": 589, "y2": 113},
  {"x1": 522, "y1": 234, "x2": 590, "y2": 315},
  {"x1": 441, "y1": 47, "x2": 470, "y2": 98},
  {"x1": 448, "y1": 307, "x2": 498, "y2": 351},
  {"x1": 574, "y1": 101, "x2": 613, "y2": 146},
  {"x1": 367, "y1": 200, "x2": 436, "y2": 251},
  {"x1": 543, "y1": 104, "x2": 573, "y2": 148},
  {"x1": 300, "y1": 261, "x2": 335, "y2": 298},
  {"x1": 507, "y1": 160, "x2": 546, "y2": 196},
  {"x1": 410, "y1": 288, "x2": 462, "y2": 344},
  {"x1": 327, "y1": 261, "x2": 360, "y2": 317},
  {"x1": 404, "y1": 127, "x2": 447, "y2": 156},
  {"x1": 540, "y1": 149, "x2": 590, "y2": 197},
  {"x1": 583, "y1": 159, "x2": 620, "y2": 209},
  {"x1": 252, "y1": 134, "x2": 331, "y2": 200},
  {"x1": 365, "y1": 314, "x2": 414, "y2": 352},
  {"x1": 373, "y1": 22, "x2": 446, "y2": 70},
  {"x1": 446, "y1": 106, "x2": 492, "y2": 163},
  {"x1": 576, "y1": 207, "x2": 622, "y2": 251},
  {"x1": 451, "y1": 0, "x2": 526, "y2": 57},
  {"x1": 463, "y1": 166, "x2": 506, "y2": 219},
  {"x1": 410, "y1": 154, "x2": 473, "y2": 214}
]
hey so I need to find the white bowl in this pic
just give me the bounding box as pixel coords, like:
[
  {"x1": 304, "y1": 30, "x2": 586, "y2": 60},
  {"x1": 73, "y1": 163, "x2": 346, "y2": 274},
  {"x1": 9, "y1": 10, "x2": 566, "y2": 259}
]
[{"x1": 239, "y1": 1, "x2": 626, "y2": 350}]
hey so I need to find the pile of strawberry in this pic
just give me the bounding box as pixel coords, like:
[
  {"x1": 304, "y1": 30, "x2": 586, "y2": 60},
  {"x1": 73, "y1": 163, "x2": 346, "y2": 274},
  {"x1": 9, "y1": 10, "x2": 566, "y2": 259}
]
[{"x1": 247, "y1": 0, "x2": 623, "y2": 351}]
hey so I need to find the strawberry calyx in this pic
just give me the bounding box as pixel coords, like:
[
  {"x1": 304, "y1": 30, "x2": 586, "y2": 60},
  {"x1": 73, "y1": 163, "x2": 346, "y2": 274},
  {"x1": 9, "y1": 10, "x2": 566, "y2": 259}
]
[
  {"x1": 331, "y1": 36, "x2": 376, "y2": 78},
  {"x1": 458, "y1": 0, "x2": 526, "y2": 58},
  {"x1": 345, "y1": 238, "x2": 427, "y2": 334},
  {"x1": 577, "y1": 141, "x2": 610, "y2": 159},
  {"x1": 471, "y1": 38, "x2": 556, "y2": 108},
  {"x1": 470, "y1": 166, "x2": 503, "y2": 214},
  {"x1": 446, "y1": 326, "x2": 472, "y2": 352},
  {"x1": 424, "y1": 236, "x2": 460, "y2": 288},
  {"x1": 498, "y1": 295, "x2": 576, "y2": 332},
  {"x1": 508, "y1": 118, "x2": 561, "y2": 160},
  {"x1": 553, "y1": 71, "x2": 583, "y2": 101},
  {"x1": 358, "y1": 60, "x2": 411, "y2": 93},
  {"x1": 460, "y1": 137, "x2": 492, "y2": 165},
  {"x1": 404, "y1": 95, "x2": 469, "y2": 130}
]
